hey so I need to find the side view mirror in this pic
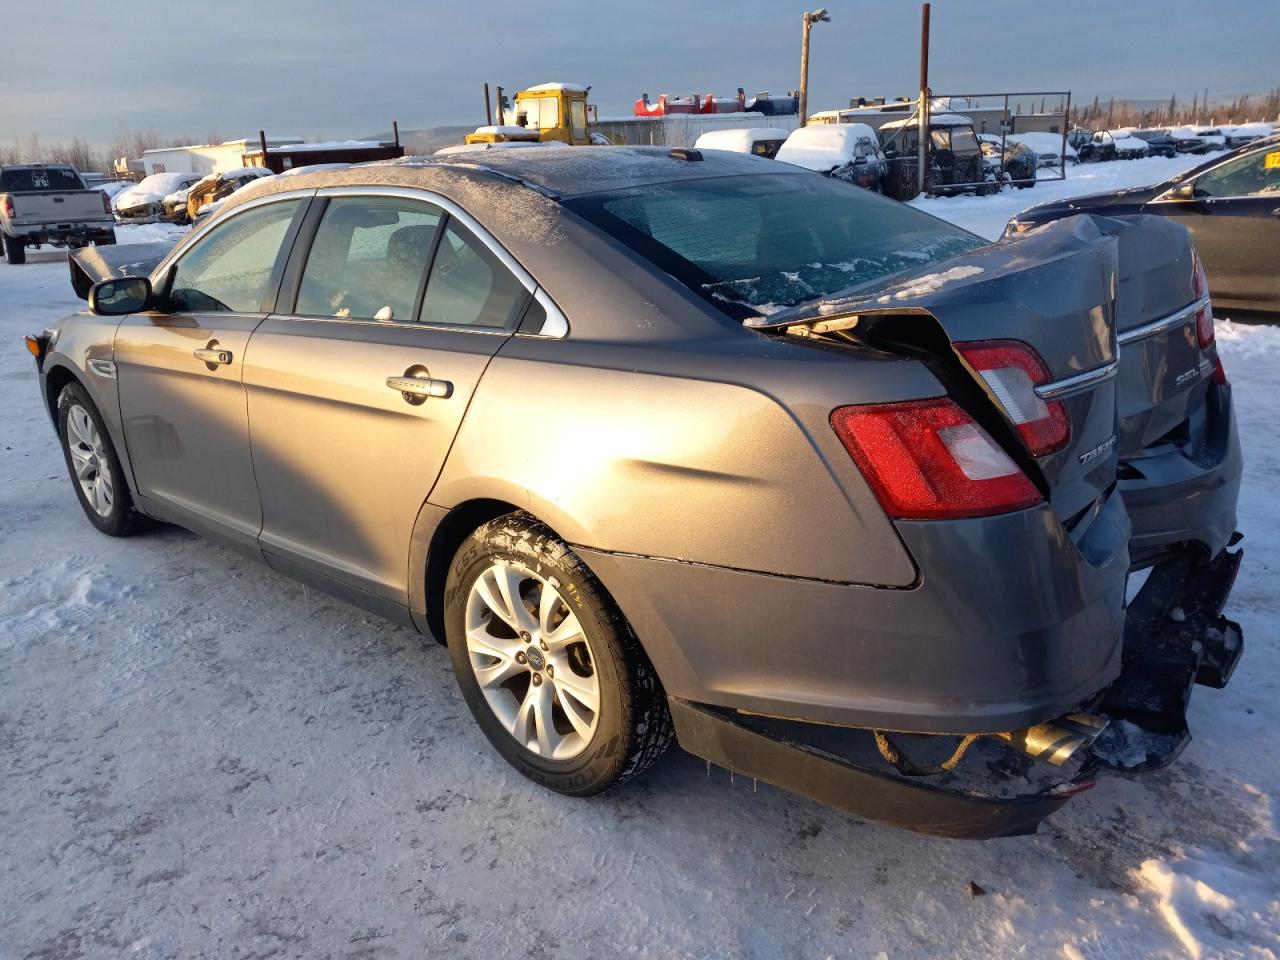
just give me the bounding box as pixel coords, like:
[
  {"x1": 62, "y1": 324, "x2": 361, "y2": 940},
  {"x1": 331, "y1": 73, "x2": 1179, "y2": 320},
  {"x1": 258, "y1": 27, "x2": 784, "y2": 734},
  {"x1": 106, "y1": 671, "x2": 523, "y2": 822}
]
[
  {"x1": 1167, "y1": 182, "x2": 1199, "y2": 201},
  {"x1": 89, "y1": 276, "x2": 152, "y2": 315}
]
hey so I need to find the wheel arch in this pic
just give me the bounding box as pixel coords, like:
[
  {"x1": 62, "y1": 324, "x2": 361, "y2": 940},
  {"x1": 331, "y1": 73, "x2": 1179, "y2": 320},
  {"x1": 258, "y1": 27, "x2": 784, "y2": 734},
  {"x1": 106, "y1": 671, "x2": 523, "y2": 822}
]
[
  {"x1": 42, "y1": 358, "x2": 140, "y2": 507},
  {"x1": 418, "y1": 497, "x2": 534, "y2": 644},
  {"x1": 43, "y1": 361, "x2": 81, "y2": 422},
  {"x1": 414, "y1": 496, "x2": 651, "y2": 665}
]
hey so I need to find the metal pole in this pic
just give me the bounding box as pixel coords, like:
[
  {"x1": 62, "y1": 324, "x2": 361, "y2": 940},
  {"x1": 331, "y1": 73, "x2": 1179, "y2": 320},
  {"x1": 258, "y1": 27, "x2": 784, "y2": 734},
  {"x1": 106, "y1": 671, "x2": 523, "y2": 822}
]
[
  {"x1": 798, "y1": 9, "x2": 829, "y2": 129},
  {"x1": 496, "y1": 86, "x2": 505, "y2": 126},
  {"x1": 259, "y1": 129, "x2": 268, "y2": 169},
  {"x1": 392, "y1": 120, "x2": 400, "y2": 148},
  {"x1": 1061, "y1": 91, "x2": 1071, "y2": 181},
  {"x1": 799, "y1": 13, "x2": 812, "y2": 127},
  {"x1": 484, "y1": 83, "x2": 493, "y2": 126},
  {"x1": 917, "y1": 2, "x2": 930, "y2": 195}
]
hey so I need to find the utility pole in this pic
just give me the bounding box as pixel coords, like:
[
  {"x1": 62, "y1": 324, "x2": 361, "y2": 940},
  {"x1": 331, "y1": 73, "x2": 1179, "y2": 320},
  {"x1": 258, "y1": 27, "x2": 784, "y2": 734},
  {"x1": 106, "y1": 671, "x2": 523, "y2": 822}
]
[
  {"x1": 484, "y1": 83, "x2": 493, "y2": 126},
  {"x1": 496, "y1": 86, "x2": 506, "y2": 125},
  {"x1": 917, "y1": 2, "x2": 931, "y2": 196},
  {"x1": 798, "y1": 8, "x2": 830, "y2": 127}
]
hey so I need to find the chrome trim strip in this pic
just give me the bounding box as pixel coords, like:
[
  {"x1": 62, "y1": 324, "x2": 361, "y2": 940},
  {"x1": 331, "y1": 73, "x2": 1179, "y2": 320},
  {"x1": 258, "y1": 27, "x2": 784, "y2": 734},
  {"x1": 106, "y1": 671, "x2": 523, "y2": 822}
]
[
  {"x1": 314, "y1": 185, "x2": 568, "y2": 339},
  {"x1": 152, "y1": 183, "x2": 569, "y2": 339},
  {"x1": 315, "y1": 184, "x2": 535, "y2": 289},
  {"x1": 527, "y1": 286, "x2": 568, "y2": 339},
  {"x1": 1035, "y1": 361, "x2": 1119, "y2": 401},
  {"x1": 1117, "y1": 295, "x2": 1208, "y2": 347}
]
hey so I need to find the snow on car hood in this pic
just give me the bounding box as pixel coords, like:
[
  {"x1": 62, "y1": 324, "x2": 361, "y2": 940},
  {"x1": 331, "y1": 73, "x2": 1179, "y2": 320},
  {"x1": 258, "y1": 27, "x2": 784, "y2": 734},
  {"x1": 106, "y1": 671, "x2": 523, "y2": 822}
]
[
  {"x1": 114, "y1": 173, "x2": 199, "y2": 209},
  {"x1": 775, "y1": 124, "x2": 877, "y2": 172}
]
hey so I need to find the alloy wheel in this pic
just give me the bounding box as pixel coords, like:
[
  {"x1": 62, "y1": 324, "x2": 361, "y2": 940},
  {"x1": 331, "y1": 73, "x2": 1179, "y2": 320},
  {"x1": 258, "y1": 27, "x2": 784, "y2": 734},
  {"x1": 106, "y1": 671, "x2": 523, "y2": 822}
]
[
  {"x1": 65, "y1": 404, "x2": 114, "y2": 518},
  {"x1": 464, "y1": 559, "x2": 601, "y2": 760}
]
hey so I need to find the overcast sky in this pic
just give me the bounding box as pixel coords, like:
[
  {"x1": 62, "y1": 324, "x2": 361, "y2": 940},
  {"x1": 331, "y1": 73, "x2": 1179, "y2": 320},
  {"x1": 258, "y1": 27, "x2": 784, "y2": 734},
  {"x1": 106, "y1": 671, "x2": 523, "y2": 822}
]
[{"x1": 7, "y1": 0, "x2": 1277, "y2": 148}]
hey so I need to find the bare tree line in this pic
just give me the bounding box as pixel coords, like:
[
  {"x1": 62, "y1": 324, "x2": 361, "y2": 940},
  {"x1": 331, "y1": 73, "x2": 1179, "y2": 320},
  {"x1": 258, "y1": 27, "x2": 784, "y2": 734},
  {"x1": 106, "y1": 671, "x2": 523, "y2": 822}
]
[
  {"x1": 0, "y1": 130, "x2": 227, "y2": 175},
  {"x1": 1071, "y1": 87, "x2": 1280, "y2": 130}
]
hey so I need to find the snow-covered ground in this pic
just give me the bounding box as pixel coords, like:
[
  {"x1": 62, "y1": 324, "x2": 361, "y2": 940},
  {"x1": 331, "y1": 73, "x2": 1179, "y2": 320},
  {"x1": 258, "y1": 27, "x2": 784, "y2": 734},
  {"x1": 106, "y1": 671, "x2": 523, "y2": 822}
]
[
  {"x1": 3, "y1": 173, "x2": 1278, "y2": 957},
  {"x1": 910, "y1": 154, "x2": 1208, "y2": 239}
]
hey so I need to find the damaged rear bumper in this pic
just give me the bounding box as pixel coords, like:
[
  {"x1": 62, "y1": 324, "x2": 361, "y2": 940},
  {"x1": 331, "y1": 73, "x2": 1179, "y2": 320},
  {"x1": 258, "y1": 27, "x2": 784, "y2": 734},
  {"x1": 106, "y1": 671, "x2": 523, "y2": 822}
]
[{"x1": 671, "y1": 541, "x2": 1244, "y2": 839}]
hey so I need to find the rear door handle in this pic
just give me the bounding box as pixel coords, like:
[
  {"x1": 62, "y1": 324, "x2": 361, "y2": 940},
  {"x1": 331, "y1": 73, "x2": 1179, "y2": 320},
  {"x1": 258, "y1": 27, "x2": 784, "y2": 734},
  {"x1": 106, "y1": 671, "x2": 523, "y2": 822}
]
[
  {"x1": 193, "y1": 347, "x2": 233, "y2": 365},
  {"x1": 387, "y1": 375, "x2": 453, "y2": 403}
]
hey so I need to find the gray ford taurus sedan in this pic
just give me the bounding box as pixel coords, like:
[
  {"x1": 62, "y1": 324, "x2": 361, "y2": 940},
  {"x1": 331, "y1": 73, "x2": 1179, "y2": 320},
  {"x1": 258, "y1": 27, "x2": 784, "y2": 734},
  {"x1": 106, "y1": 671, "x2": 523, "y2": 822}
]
[{"x1": 28, "y1": 149, "x2": 1243, "y2": 837}]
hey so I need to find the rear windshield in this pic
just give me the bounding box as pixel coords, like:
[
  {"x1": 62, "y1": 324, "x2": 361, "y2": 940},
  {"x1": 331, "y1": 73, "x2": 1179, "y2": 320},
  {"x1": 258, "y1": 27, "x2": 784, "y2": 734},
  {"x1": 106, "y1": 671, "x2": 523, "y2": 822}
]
[
  {"x1": 564, "y1": 173, "x2": 984, "y2": 320},
  {"x1": 0, "y1": 167, "x2": 84, "y2": 192}
]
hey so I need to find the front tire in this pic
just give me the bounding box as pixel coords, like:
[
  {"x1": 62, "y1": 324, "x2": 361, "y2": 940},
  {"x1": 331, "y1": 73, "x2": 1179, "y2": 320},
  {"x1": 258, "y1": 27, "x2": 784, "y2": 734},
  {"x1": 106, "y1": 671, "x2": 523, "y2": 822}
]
[
  {"x1": 445, "y1": 513, "x2": 673, "y2": 796},
  {"x1": 56, "y1": 382, "x2": 140, "y2": 536}
]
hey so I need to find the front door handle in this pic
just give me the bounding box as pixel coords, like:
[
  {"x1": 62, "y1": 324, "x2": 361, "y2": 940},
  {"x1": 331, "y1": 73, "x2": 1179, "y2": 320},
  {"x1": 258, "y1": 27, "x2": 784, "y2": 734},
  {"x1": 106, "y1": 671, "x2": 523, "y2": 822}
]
[
  {"x1": 193, "y1": 347, "x2": 233, "y2": 365},
  {"x1": 387, "y1": 374, "x2": 453, "y2": 404}
]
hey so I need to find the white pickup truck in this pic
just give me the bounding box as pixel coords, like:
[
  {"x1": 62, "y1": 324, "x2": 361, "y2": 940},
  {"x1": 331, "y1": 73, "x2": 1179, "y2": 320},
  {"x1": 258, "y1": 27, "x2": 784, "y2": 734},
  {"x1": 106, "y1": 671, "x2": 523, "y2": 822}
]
[{"x1": 0, "y1": 164, "x2": 116, "y2": 265}]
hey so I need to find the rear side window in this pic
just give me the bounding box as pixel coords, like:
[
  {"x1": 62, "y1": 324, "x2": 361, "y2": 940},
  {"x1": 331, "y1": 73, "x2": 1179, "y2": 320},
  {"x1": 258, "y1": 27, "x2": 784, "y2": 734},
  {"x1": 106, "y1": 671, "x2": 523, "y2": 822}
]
[
  {"x1": 565, "y1": 173, "x2": 984, "y2": 320},
  {"x1": 0, "y1": 167, "x2": 84, "y2": 191},
  {"x1": 418, "y1": 220, "x2": 527, "y2": 329},
  {"x1": 296, "y1": 197, "x2": 443, "y2": 322},
  {"x1": 167, "y1": 200, "x2": 300, "y2": 313}
]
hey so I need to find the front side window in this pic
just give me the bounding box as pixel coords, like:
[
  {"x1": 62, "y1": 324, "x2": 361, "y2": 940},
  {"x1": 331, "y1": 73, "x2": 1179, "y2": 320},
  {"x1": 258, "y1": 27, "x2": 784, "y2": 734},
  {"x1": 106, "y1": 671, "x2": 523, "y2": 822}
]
[
  {"x1": 418, "y1": 220, "x2": 527, "y2": 329},
  {"x1": 519, "y1": 98, "x2": 540, "y2": 128},
  {"x1": 565, "y1": 173, "x2": 984, "y2": 321},
  {"x1": 167, "y1": 200, "x2": 300, "y2": 313},
  {"x1": 1191, "y1": 150, "x2": 1280, "y2": 198},
  {"x1": 949, "y1": 129, "x2": 979, "y2": 154},
  {"x1": 536, "y1": 97, "x2": 560, "y2": 130},
  {"x1": 295, "y1": 197, "x2": 443, "y2": 322}
]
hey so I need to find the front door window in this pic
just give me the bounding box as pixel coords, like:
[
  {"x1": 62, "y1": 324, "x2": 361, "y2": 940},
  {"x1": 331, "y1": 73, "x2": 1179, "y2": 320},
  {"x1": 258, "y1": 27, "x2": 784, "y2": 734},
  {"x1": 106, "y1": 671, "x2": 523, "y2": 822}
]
[{"x1": 167, "y1": 200, "x2": 301, "y2": 313}]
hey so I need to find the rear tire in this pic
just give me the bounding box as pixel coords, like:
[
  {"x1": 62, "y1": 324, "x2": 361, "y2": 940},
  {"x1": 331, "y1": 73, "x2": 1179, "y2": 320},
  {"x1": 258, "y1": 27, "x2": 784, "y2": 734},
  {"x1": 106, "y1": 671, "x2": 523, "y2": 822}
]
[
  {"x1": 56, "y1": 382, "x2": 140, "y2": 537},
  {"x1": 445, "y1": 513, "x2": 673, "y2": 797},
  {"x1": 2, "y1": 232, "x2": 26, "y2": 264}
]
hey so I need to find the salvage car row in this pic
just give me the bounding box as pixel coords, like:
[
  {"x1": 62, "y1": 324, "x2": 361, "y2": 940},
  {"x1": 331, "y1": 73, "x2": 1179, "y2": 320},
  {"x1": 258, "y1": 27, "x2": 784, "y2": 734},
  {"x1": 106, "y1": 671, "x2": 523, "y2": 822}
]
[
  {"x1": 25, "y1": 145, "x2": 1246, "y2": 838},
  {"x1": 1071, "y1": 122, "x2": 1273, "y2": 161}
]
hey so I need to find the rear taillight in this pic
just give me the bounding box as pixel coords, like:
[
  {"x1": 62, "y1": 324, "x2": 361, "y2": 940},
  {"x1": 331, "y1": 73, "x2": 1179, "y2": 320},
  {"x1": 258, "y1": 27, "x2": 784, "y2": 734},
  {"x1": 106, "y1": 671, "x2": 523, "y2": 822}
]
[
  {"x1": 831, "y1": 398, "x2": 1041, "y2": 520},
  {"x1": 955, "y1": 340, "x2": 1070, "y2": 456},
  {"x1": 2, "y1": 196, "x2": 13, "y2": 218},
  {"x1": 101, "y1": 190, "x2": 112, "y2": 216},
  {"x1": 1191, "y1": 250, "x2": 1214, "y2": 349},
  {"x1": 1211, "y1": 354, "x2": 1228, "y2": 386}
]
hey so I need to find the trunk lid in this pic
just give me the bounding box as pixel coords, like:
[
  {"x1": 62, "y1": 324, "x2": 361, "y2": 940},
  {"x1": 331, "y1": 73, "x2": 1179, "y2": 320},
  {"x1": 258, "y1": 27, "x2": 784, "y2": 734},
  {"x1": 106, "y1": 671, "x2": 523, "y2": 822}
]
[
  {"x1": 759, "y1": 215, "x2": 1123, "y2": 526},
  {"x1": 68, "y1": 240, "x2": 178, "y2": 300},
  {"x1": 1088, "y1": 214, "x2": 1211, "y2": 459},
  {"x1": 2, "y1": 189, "x2": 110, "y2": 227}
]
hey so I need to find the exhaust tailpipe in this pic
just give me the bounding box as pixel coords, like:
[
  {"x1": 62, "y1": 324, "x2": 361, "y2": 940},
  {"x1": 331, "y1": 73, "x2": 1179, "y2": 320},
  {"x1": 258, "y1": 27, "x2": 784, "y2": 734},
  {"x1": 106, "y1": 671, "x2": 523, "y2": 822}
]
[{"x1": 993, "y1": 713, "x2": 1108, "y2": 766}]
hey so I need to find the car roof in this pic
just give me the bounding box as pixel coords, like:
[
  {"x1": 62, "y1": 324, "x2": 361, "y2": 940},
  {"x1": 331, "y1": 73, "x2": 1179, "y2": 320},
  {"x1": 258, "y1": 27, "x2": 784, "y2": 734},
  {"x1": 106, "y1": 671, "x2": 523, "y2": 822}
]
[{"x1": 411, "y1": 146, "x2": 798, "y2": 197}]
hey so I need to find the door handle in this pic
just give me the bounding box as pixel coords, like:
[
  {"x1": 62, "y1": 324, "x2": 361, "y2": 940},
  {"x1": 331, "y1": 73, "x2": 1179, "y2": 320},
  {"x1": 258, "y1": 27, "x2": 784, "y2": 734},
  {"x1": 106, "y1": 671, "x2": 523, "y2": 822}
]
[
  {"x1": 1271, "y1": 207, "x2": 1280, "y2": 218},
  {"x1": 193, "y1": 347, "x2": 233, "y2": 365},
  {"x1": 386, "y1": 374, "x2": 453, "y2": 403}
]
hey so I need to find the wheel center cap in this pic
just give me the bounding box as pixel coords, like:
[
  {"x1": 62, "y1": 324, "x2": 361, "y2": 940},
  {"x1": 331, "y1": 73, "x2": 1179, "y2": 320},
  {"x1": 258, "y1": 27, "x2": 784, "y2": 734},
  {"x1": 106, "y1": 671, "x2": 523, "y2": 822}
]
[{"x1": 525, "y1": 646, "x2": 545, "y2": 672}]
